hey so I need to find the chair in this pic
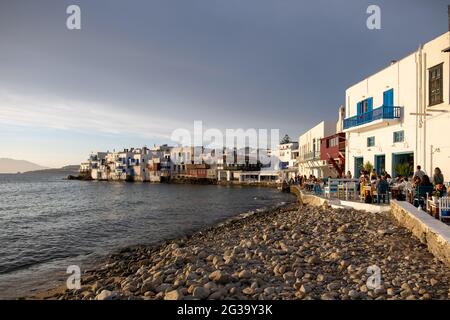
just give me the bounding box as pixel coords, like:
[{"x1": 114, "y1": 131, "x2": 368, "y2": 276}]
[
  {"x1": 438, "y1": 197, "x2": 450, "y2": 222},
  {"x1": 413, "y1": 185, "x2": 434, "y2": 209},
  {"x1": 324, "y1": 179, "x2": 339, "y2": 198},
  {"x1": 345, "y1": 182, "x2": 357, "y2": 200},
  {"x1": 360, "y1": 184, "x2": 374, "y2": 203}
]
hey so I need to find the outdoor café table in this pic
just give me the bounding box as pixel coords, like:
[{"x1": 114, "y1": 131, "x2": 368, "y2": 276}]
[{"x1": 390, "y1": 185, "x2": 401, "y2": 199}]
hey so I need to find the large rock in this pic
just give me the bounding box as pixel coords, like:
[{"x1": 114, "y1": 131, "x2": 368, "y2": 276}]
[
  {"x1": 209, "y1": 270, "x2": 230, "y2": 284},
  {"x1": 95, "y1": 290, "x2": 116, "y2": 300},
  {"x1": 164, "y1": 289, "x2": 183, "y2": 300},
  {"x1": 192, "y1": 287, "x2": 210, "y2": 299},
  {"x1": 238, "y1": 270, "x2": 251, "y2": 279}
]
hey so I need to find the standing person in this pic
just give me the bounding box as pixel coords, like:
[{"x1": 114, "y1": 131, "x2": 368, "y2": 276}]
[
  {"x1": 414, "y1": 165, "x2": 426, "y2": 180},
  {"x1": 432, "y1": 167, "x2": 444, "y2": 185}
]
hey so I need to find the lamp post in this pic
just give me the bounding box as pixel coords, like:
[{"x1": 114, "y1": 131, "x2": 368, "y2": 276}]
[{"x1": 430, "y1": 145, "x2": 441, "y2": 176}]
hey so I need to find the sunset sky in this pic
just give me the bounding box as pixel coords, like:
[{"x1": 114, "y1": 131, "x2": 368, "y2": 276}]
[{"x1": 0, "y1": 0, "x2": 447, "y2": 167}]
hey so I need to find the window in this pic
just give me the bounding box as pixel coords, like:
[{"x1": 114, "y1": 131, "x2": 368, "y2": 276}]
[
  {"x1": 393, "y1": 130, "x2": 404, "y2": 143},
  {"x1": 357, "y1": 98, "x2": 373, "y2": 115},
  {"x1": 429, "y1": 63, "x2": 443, "y2": 106},
  {"x1": 367, "y1": 136, "x2": 375, "y2": 147}
]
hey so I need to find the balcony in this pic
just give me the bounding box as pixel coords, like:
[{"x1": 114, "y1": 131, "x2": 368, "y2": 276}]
[
  {"x1": 298, "y1": 151, "x2": 320, "y2": 162},
  {"x1": 343, "y1": 106, "x2": 401, "y2": 131}
]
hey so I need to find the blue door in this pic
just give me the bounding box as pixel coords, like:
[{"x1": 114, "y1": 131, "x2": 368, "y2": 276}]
[
  {"x1": 354, "y1": 157, "x2": 364, "y2": 178},
  {"x1": 374, "y1": 155, "x2": 385, "y2": 176}
]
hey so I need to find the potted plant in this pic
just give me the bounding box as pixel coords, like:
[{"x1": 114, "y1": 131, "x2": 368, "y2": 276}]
[
  {"x1": 361, "y1": 161, "x2": 374, "y2": 174},
  {"x1": 395, "y1": 162, "x2": 412, "y2": 178},
  {"x1": 432, "y1": 191, "x2": 439, "y2": 203}
]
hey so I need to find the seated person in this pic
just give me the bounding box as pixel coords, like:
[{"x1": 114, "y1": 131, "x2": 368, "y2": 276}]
[
  {"x1": 432, "y1": 167, "x2": 444, "y2": 186},
  {"x1": 345, "y1": 171, "x2": 352, "y2": 179},
  {"x1": 370, "y1": 170, "x2": 377, "y2": 182},
  {"x1": 414, "y1": 175, "x2": 434, "y2": 208},
  {"x1": 412, "y1": 176, "x2": 421, "y2": 188},
  {"x1": 419, "y1": 175, "x2": 433, "y2": 187},
  {"x1": 435, "y1": 184, "x2": 446, "y2": 198}
]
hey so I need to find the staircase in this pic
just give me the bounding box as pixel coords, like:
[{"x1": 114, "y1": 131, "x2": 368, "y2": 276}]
[{"x1": 327, "y1": 152, "x2": 345, "y2": 177}]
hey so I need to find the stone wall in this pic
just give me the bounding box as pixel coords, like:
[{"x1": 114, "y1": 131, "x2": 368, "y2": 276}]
[
  {"x1": 390, "y1": 201, "x2": 450, "y2": 268},
  {"x1": 289, "y1": 187, "x2": 450, "y2": 268}
]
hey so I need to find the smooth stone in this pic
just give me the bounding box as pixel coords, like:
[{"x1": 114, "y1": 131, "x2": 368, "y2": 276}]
[
  {"x1": 164, "y1": 290, "x2": 183, "y2": 300},
  {"x1": 192, "y1": 287, "x2": 210, "y2": 299},
  {"x1": 95, "y1": 290, "x2": 115, "y2": 300}
]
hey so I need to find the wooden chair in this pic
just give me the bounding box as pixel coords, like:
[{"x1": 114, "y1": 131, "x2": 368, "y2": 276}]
[{"x1": 345, "y1": 182, "x2": 357, "y2": 200}]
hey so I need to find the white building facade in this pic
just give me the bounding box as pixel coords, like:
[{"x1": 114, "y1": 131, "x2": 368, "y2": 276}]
[
  {"x1": 344, "y1": 31, "x2": 450, "y2": 180},
  {"x1": 298, "y1": 121, "x2": 335, "y2": 177}
]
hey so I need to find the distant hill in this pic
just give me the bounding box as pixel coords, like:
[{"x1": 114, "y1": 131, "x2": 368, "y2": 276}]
[
  {"x1": 0, "y1": 158, "x2": 50, "y2": 174},
  {"x1": 29, "y1": 165, "x2": 80, "y2": 175}
]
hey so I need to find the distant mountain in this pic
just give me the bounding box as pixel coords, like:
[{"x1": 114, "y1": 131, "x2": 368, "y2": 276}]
[{"x1": 0, "y1": 158, "x2": 50, "y2": 174}]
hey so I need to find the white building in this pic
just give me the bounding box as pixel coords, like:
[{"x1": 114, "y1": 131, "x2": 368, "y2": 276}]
[
  {"x1": 344, "y1": 31, "x2": 450, "y2": 180},
  {"x1": 298, "y1": 121, "x2": 335, "y2": 178},
  {"x1": 275, "y1": 142, "x2": 299, "y2": 169},
  {"x1": 273, "y1": 142, "x2": 299, "y2": 180}
]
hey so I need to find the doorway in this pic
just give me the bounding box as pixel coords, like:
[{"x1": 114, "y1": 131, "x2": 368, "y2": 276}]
[
  {"x1": 392, "y1": 152, "x2": 414, "y2": 178},
  {"x1": 374, "y1": 154, "x2": 385, "y2": 176},
  {"x1": 354, "y1": 157, "x2": 364, "y2": 178}
]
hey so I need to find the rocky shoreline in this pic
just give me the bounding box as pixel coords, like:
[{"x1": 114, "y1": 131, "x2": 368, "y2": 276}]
[{"x1": 30, "y1": 202, "x2": 450, "y2": 300}]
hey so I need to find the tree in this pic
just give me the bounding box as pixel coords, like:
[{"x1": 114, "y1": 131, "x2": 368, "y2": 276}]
[{"x1": 280, "y1": 134, "x2": 291, "y2": 144}]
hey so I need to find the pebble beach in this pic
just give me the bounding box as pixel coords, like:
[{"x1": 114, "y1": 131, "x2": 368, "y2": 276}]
[{"x1": 31, "y1": 202, "x2": 450, "y2": 300}]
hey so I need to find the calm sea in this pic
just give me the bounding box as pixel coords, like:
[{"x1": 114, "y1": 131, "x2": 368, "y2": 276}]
[{"x1": 0, "y1": 170, "x2": 294, "y2": 298}]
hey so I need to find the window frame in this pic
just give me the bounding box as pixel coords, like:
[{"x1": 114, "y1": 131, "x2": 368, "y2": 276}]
[
  {"x1": 429, "y1": 63, "x2": 443, "y2": 107},
  {"x1": 367, "y1": 136, "x2": 375, "y2": 147},
  {"x1": 393, "y1": 130, "x2": 404, "y2": 143}
]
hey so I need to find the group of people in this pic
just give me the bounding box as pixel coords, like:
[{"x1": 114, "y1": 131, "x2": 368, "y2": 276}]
[
  {"x1": 411, "y1": 165, "x2": 448, "y2": 198},
  {"x1": 296, "y1": 164, "x2": 448, "y2": 202},
  {"x1": 287, "y1": 174, "x2": 322, "y2": 186}
]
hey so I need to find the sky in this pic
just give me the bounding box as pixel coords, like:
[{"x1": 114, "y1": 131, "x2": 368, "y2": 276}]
[{"x1": 0, "y1": 0, "x2": 448, "y2": 167}]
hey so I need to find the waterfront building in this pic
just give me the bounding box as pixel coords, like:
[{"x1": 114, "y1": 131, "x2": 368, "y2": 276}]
[
  {"x1": 298, "y1": 121, "x2": 335, "y2": 177},
  {"x1": 319, "y1": 106, "x2": 346, "y2": 178},
  {"x1": 274, "y1": 141, "x2": 299, "y2": 181},
  {"x1": 80, "y1": 152, "x2": 107, "y2": 179},
  {"x1": 344, "y1": 30, "x2": 450, "y2": 179},
  {"x1": 149, "y1": 144, "x2": 173, "y2": 181}
]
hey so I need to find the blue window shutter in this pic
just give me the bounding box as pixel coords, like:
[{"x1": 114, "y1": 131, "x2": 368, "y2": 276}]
[
  {"x1": 357, "y1": 101, "x2": 362, "y2": 115},
  {"x1": 367, "y1": 98, "x2": 373, "y2": 111},
  {"x1": 383, "y1": 89, "x2": 394, "y2": 106}
]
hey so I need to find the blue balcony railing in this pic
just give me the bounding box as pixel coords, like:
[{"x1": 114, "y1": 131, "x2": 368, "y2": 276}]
[{"x1": 343, "y1": 106, "x2": 401, "y2": 130}]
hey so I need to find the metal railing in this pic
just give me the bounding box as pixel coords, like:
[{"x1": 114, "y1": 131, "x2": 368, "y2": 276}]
[
  {"x1": 299, "y1": 151, "x2": 320, "y2": 161},
  {"x1": 343, "y1": 106, "x2": 401, "y2": 130}
]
